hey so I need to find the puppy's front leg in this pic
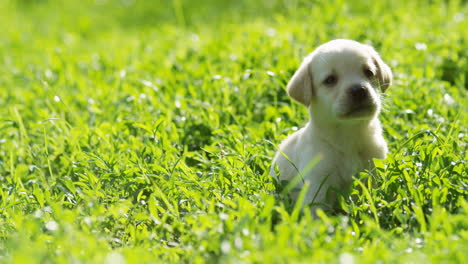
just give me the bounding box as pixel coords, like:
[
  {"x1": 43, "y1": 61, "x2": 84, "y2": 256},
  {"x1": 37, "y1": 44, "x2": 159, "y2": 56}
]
[{"x1": 297, "y1": 175, "x2": 341, "y2": 216}]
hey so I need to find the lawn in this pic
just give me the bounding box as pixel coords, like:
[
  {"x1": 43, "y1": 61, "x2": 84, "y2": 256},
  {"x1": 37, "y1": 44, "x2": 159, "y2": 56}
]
[{"x1": 0, "y1": 0, "x2": 467, "y2": 263}]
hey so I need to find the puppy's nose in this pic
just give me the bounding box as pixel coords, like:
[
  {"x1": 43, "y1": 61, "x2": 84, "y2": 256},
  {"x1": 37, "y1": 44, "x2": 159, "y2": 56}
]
[{"x1": 349, "y1": 85, "x2": 368, "y2": 100}]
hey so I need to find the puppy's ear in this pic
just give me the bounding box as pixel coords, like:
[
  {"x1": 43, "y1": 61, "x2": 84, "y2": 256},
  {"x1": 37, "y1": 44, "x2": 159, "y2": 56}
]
[
  {"x1": 287, "y1": 56, "x2": 314, "y2": 106},
  {"x1": 367, "y1": 46, "x2": 393, "y2": 92}
]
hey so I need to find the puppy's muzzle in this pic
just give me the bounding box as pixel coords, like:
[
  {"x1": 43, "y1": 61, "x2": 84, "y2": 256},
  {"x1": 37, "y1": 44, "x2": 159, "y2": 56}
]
[
  {"x1": 343, "y1": 84, "x2": 377, "y2": 118},
  {"x1": 349, "y1": 84, "x2": 368, "y2": 101}
]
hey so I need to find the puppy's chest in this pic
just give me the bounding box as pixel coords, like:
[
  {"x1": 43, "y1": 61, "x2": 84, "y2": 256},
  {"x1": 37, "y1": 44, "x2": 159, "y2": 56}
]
[
  {"x1": 342, "y1": 153, "x2": 366, "y2": 176},
  {"x1": 304, "y1": 145, "x2": 368, "y2": 183}
]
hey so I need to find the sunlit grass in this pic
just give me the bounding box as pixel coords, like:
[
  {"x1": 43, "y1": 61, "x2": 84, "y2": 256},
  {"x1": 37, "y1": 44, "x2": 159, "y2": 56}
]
[{"x1": 0, "y1": 0, "x2": 467, "y2": 263}]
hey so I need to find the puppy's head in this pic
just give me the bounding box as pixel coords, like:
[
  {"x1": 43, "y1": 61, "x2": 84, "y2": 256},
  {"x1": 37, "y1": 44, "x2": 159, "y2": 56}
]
[{"x1": 287, "y1": 39, "x2": 392, "y2": 121}]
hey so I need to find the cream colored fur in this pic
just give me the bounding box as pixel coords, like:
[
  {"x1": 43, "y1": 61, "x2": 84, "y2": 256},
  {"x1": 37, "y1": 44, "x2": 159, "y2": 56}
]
[{"x1": 271, "y1": 39, "x2": 392, "y2": 215}]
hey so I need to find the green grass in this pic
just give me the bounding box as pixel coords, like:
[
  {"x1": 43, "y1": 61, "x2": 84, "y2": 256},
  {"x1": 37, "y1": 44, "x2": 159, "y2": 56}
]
[{"x1": 0, "y1": 0, "x2": 467, "y2": 263}]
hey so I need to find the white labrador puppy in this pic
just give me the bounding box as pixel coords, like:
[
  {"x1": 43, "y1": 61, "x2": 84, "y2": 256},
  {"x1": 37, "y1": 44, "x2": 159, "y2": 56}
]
[{"x1": 271, "y1": 39, "x2": 392, "y2": 215}]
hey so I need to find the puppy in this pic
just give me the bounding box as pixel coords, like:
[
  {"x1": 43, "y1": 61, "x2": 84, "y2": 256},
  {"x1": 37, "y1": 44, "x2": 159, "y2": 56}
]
[{"x1": 271, "y1": 39, "x2": 392, "y2": 215}]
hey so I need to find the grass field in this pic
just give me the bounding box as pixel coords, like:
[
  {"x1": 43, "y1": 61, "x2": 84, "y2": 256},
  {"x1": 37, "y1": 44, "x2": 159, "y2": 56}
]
[{"x1": 0, "y1": 0, "x2": 467, "y2": 263}]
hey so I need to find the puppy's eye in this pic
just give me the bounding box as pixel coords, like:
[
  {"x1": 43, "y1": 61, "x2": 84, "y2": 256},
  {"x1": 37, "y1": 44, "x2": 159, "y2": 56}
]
[
  {"x1": 364, "y1": 68, "x2": 374, "y2": 78},
  {"x1": 323, "y1": 75, "x2": 337, "y2": 85}
]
